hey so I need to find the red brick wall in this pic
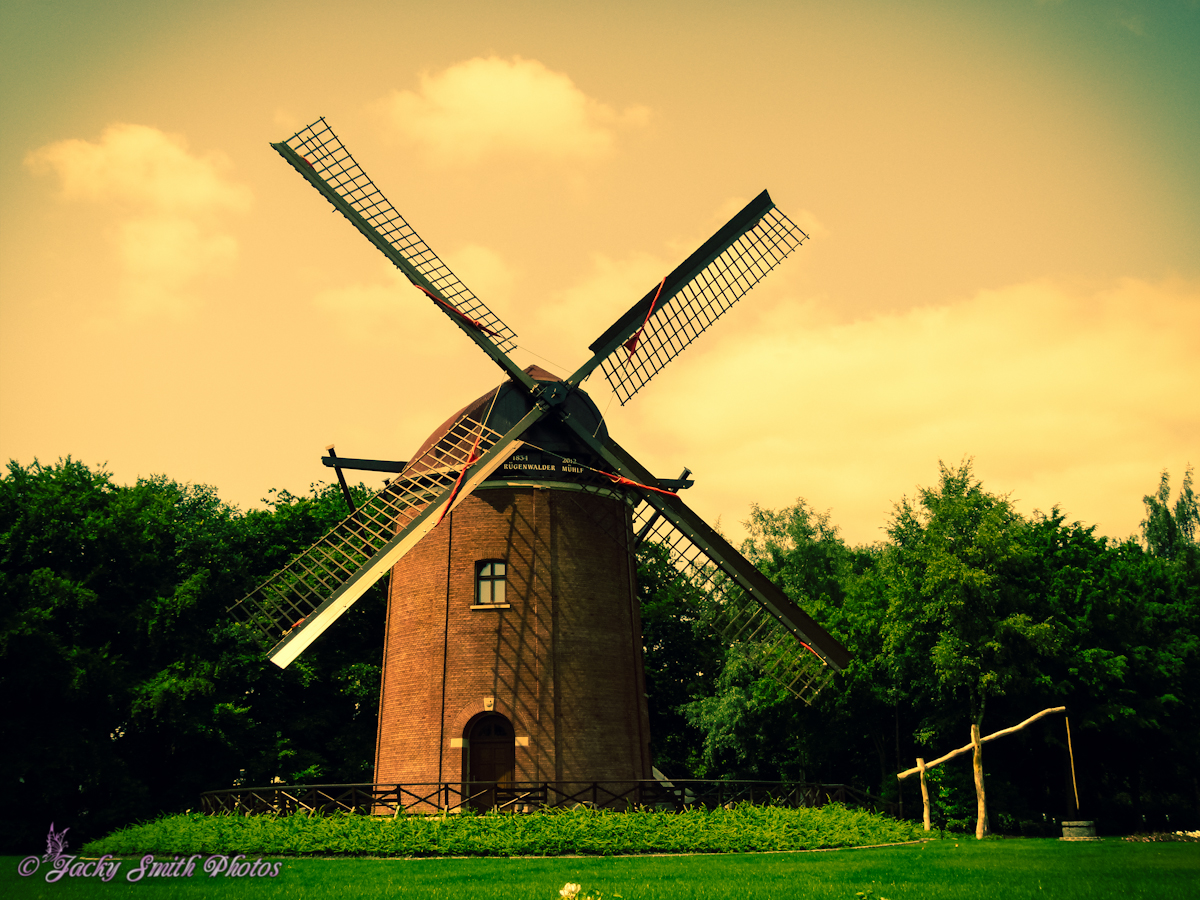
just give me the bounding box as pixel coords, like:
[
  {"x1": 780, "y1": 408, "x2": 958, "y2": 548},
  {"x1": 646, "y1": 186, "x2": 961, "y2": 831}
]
[{"x1": 374, "y1": 486, "x2": 651, "y2": 790}]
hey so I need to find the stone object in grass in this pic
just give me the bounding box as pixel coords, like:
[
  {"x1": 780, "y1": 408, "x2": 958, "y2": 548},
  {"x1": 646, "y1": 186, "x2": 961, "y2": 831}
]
[{"x1": 1061, "y1": 820, "x2": 1101, "y2": 841}]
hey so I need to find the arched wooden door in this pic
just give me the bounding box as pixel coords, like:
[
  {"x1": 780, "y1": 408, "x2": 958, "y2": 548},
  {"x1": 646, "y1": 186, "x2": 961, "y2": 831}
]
[{"x1": 467, "y1": 714, "x2": 515, "y2": 811}]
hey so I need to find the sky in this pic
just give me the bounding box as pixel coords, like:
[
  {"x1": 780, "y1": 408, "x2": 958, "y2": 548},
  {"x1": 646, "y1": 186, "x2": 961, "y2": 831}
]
[{"x1": 1, "y1": 0, "x2": 1197, "y2": 548}]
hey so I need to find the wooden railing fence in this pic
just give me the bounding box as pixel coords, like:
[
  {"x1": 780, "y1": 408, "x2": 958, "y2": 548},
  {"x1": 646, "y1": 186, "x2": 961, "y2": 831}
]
[{"x1": 200, "y1": 780, "x2": 893, "y2": 816}]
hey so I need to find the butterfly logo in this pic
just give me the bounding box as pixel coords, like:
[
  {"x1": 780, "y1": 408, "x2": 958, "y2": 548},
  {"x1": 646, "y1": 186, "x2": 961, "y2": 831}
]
[{"x1": 43, "y1": 822, "x2": 70, "y2": 862}]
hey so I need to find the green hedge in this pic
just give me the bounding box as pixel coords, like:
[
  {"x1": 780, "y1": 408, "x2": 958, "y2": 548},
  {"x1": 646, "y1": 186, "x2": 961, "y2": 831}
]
[{"x1": 82, "y1": 804, "x2": 936, "y2": 858}]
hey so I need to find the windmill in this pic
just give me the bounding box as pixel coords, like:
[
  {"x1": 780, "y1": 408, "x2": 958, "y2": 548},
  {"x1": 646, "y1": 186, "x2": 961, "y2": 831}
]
[{"x1": 232, "y1": 118, "x2": 851, "y2": 803}]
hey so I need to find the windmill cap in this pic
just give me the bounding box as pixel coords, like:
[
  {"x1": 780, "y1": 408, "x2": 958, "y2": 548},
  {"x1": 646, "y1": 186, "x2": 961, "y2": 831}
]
[{"x1": 403, "y1": 366, "x2": 608, "y2": 479}]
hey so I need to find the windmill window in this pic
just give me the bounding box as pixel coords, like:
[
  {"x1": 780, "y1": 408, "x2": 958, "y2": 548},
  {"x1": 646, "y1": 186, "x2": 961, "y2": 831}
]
[{"x1": 475, "y1": 560, "x2": 507, "y2": 606}]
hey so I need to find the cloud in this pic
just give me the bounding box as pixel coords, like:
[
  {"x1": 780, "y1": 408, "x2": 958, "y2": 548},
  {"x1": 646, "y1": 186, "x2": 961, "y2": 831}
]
[
  {"x1": 117, "y1": 217, "x2": 238, "y2": 315},
  {"x1": 380, "y1": 56, "x2": 650, "y2": 165},
  {"x1": 443, "y1": 243, "x2": 517, "y2": 307},
  {"x1": 315, "y1": 243, "x2": 517, "y2": 332},
  {"x1": 312, "y1": 266, "x2": 417, "y2": 339},
  {"x1": 26, "y1": 124, "x2": 250, "y2": 313},
  {"x1": 1119, "y1": 15, "x2": 1147, "y2": 36},
  {"x1": 623, "y1": 277, "x2": 1199, "y2": 545},
  {"x1": 27, "y1": 124, "x2": 250, "y2": 214},
  {"x1": 312, "y1": 258, "x2": 512, "y2": 359},
  {"x1": 543, "y1": 250, "x2": 668, "y2": 342}
]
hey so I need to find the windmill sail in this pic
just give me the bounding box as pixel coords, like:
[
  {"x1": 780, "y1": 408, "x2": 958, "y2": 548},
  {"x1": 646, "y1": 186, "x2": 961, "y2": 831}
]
[
  {"x1": 229, "y1": 406, "x2": 544, "y2": 668},
  {"x1": 575, "y1": 191, "x2": 807, "y2": 403},
  {"x1": 631, "y1": 498, "x2": 846, "y2": 703},
  {"x1": 263, "y1": 121, "x2": 848, "y2": 685},
  {"x1": 272, "y1": 119, "x2": 518, "y2": 356},
  {"x1": 545, "y1": 414, "x2": 851, "y2": 702}
]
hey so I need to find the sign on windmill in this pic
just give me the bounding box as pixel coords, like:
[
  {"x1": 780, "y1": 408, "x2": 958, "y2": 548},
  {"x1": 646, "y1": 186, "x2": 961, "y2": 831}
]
[{"x1": 226, "y1": 118, "x2": 851, "y2": 806}]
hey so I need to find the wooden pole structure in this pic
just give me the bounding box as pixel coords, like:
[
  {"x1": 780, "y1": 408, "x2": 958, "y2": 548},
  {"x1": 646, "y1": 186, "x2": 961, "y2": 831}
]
[
  {"x1": 1065, "y1": 716, "x2": 1080, "y2": 813},
  {"x1": 917, "y1": 757, "x2": 931, "y2": 832},
  {"x1": 897, "y1": 706, "x2": 1067, "y2": 839},
  {"x1": 971, "y1": 723, "x2": 988, "y2": 839},
  {"x1": 897, "y1": 707, "x2": 1068, "y2": 779}
]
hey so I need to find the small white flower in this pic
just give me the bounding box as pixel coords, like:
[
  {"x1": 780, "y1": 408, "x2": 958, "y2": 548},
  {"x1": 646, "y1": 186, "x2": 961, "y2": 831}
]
[{"x1": 560, "y1": 884, "x2": 582, "y2": 899}]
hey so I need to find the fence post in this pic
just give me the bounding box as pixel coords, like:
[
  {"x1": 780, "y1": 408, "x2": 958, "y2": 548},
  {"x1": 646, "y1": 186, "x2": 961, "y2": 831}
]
[
  {"x1": 916, "y1": 758, "x2": 931, "y2": 832},
  {"x1": 971, "y1": 724, "x2": 988, "y2": 839}
]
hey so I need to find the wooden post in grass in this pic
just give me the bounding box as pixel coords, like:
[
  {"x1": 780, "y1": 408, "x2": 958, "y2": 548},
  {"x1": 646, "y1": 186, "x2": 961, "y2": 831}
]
[
  {"x1": 972, "y1": 723, "x2": 988, "y2": 839},
  {"x1": 898, "y1": 706, "x2": 1067, "y2": 839},
  {"x1": 917, "y1": 758, "x2": 931, "y2": 831},
  {"x1": 1065, "y1": 716, "x2": 1080, "y2": 812}
]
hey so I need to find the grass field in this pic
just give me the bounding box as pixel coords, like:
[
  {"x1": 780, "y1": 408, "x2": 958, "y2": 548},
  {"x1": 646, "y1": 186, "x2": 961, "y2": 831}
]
[{"x1": 5, "y1": 839, "x2": 1199, "y2": 899}]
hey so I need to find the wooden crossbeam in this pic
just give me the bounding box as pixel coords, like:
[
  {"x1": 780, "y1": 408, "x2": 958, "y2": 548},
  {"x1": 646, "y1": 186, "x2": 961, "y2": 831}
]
[
  {"x1": 897, "y1": 706, "x2": 1067, "y2": 779},
  {"x1": 897, "y1": 706, "x2": 1068, "y2": 838}
]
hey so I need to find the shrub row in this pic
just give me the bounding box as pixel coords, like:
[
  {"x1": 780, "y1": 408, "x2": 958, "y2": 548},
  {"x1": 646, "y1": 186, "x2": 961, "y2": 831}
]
[{"x1": 82, "y1": 803, "x2": 936, "y2": 858}]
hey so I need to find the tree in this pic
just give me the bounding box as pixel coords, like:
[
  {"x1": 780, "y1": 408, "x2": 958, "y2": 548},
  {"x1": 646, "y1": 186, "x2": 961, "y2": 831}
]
[
  {"x1": 879, "y1": 459, "x2": 1058, "y2": 836},
  {"x1": 0, "y1": 459, "x2": 385, "y2": 852},
  {"x1": 638, "y1": 464, "x2": 1200, "y2": 833},
  {"x1": 679, "y1": 501, "x2": 883, "y2": 784},
  {"x1": 1141, "y1": 466, "x2": 1198, "y2": 559},
  {"x1": 11, "y1": 455, "x2": 1196, "y2": 848},
  {"x1": 636, "y1": 541, "x2": 722, "y2": 777},
  {"x1": 881, "y1": 460, "x2": 1057, "y2": 730}
]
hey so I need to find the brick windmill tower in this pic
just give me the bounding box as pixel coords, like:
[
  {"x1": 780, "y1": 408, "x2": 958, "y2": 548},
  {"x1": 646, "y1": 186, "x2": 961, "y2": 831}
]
[{"x1": 231, "y1": 119, "x2": 851, "y2": 805}]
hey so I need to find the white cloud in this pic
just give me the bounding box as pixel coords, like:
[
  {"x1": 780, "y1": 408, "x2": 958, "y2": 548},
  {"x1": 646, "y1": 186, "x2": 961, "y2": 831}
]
[
  {"x1": 118, "y1": 216, "x2": 238, "y2": 315},
  {"x1": 380, "y1": 56, "x2": 650, "y2": 165},
  {"x1": 1119, "y1": 15, "x2": 1147, "y2": 36},
  {"x1": 620, "y1": 277, "x2": 1200, "y2": 545},
  {"x1": 315, "y1": 244, "x2": 517, "y2": 336},
  {"x1": 27, "y1": 123, "x2": 250, "y2": 214},
  {"x1": 312, "y1": 262, "x2": 495, "y2": 361},
  {"x1": 273, "y1": 109, "x2": 307, "y2": 138},
  {"x1": 312, "y1": 267, "x2": 415, "y2": 339},
  {"x1": 788, "y1": 209, "x2": 829, "y2": 242},
  {"x1": 543, "y1": 250, "x2": 668, "y2": 343},
  {"x1": 443, "y1": 243, "x2": 517, "y2": 307},
  {"x1": 26, "y1": 124, "x2": 250, "y2": 314}
]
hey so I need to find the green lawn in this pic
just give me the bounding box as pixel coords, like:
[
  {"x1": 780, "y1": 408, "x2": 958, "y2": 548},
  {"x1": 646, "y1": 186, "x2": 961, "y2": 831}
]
[{"x1": 4, "y1": 839, "x2": 1198, "y2": 899}]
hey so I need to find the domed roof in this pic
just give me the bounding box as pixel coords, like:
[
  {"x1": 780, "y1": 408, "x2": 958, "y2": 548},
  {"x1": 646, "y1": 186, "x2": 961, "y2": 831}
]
[{"x1": 402, "y1": 366, "x2": 610, "y2": 486}]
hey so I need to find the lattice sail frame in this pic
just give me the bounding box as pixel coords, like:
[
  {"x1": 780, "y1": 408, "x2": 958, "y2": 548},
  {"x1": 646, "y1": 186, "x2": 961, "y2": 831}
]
[
  {"x1": 280, "y1": 118, "x2": 517, "y2": 353},
  {"x1": 631, "y1": 500, "x2": 834, "y2": 704},
  {"x1": 598, "y1": 207, "x2": 807, "y2": 404},
  {"x1": 229, "y1": 412, "x2": 506, "y2": 649}
]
